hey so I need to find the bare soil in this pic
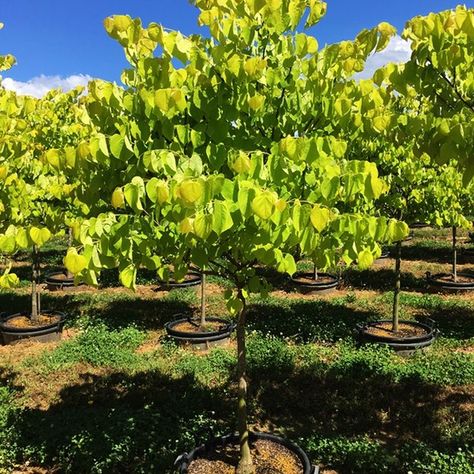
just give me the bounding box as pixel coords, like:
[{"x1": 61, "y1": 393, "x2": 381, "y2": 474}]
[
  {"x1": 365, "y1": 321, "x2": 428, "y2": 339},
  {"x1": 187, "y1": 439, "x2": 303, "y2": 474},
  {"x1": 2, "y1": 314, "x2": 61, "y2": 329}
]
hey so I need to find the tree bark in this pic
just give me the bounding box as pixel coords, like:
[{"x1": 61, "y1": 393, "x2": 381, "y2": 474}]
[
  {"x1": 200, "y1": 272, "x2": 206, "y2": 327},
  {"x1": 235, "y1": 290, "x2": 255, "y2": 474},
  {"x1": 66, "y1": 228, "x2": 74, "y2": 279},
  {"x1": 31, "y1": 245, "x2": 40, "y2": 323},
  {"x1": 392, "y1": 240, "x2": 401, "y2": 333},
  {"x1": 452, "y1": 226, "x2": 457, "y2": 282}
]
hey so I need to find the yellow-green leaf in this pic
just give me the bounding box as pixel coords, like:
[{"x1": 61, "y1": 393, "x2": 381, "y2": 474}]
[
  {"x1": 64, "y1": 248, "x2": 87, "y2": 275},
  {"x1": 252, "y1": 191, "x2": 276, "y2": 220},
  {"x1": 119, "y1": 264, "x2": 137, "y2": 290},
  {"x1": 29, "y1": 227, "x2": 51, "y2": 247},
  {"x1": 177, "y1": 179, "x2": 204, "y2": 206},
  {"x1": 358, "y1": 248, "x2": 374, "y2": 270},
  {"x1": 111, "y1": 187, "x2": 125, "y2": 208},
  {"x1": 310, "y1": 206, "x2": 331, "y2": 232}
]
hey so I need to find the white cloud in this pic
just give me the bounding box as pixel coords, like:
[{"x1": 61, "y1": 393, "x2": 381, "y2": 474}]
[
  {"x1": 1, "y1": 74, "x2": 93, "y2": 98},
  {"x1": 355, "y1": 35, "x2": 412, "y2": 80},
  {"x1": 0, "y1": 37, "x2": 411, "y2": 96}
]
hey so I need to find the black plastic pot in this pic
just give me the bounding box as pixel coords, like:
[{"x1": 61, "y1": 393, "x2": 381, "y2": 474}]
[
  {"x1": 379, "y1": 248, "x2": 390, "y2": 258},
  {"x1": 426, "y1": 272, "x2": 474, "y2": 292},
  {"x1": 355, "y1": 319, "x2": 438, "y2": 356},
  {"x1": 291, "y1": 272, "x2": 339, "y2": 294},
  {"x1": 165, "y1": 316, "x2": 235, "y2": 350},
  {"x1": 409, "y1": 222, "x2": 429, "y2": 229},
  {"x1": 175, "y1": 432, "x2": 318, "y2": 474},
  {"x1": 45, "y1": 271, "x2": 76, "y2": 291},
  {"x1": 0, "y1": 311, "x2": 67, "y2": 345},
  {"x1": 461, "y1": 247, "x2": 474, "y2": 259},
  {"x1": 157, "y1": 271, "x2": 202, "y2": 290},
  {"x1": 374, "y1": 248, "x2": 390, "y2": 264}
]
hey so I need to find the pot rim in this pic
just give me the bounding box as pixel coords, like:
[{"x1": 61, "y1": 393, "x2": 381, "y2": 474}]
[
  {"x1": 175, "y1": 431, "x2": 315, "y2": 474},
  {"x1": 165, "y1": 316, "x2": 235, "y2": 340},
  {"x1": 45, "y1": 271, "x2": 76, "y2": 286},
  {"x1": 427, "y1": 272, "x2": 474, "y2": 289},
  {"x1": 356, "y1": 319, "x2": 437, "y2": 343},
  {"x1": 157, "y1": 271, "x2": 202, "y2": 288},
  {"x1": 291, "y1": 272, "x2": 339, "y2": 289},
  {"x1": 0, "y1": 310, "x2": 67, "y2": 334}
]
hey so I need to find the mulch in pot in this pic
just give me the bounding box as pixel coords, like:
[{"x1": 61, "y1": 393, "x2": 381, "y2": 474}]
[
  {"x1": 48, "y1": 272, "x2": 73, "y2": 282},
  {"x1": 365, "y1": 321, "x2": 427, "y2": 339},
  {"x1": 2, "y1": 313, "x2": 61, "y2": 330},
  {"x1": 187, "y1": 439, "x2": 302, "y2": 474},
  {"x1": 434, "y1": 273, "x2": 474, "y2": 284},
  {"x1": 173, "y1": 320, "x2": 227, "y2": 334},
  {"x1": 292, "y1": 274, "x2": 336, "y2": 285}
]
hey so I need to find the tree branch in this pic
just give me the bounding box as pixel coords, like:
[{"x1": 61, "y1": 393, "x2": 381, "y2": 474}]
[{"x1": 428, "y1": 59, "x2": 474, "y2": 113}]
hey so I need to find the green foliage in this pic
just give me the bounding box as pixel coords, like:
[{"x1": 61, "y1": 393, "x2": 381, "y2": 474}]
[
  {"x1": 0, "y1": 84, "x2": 92, "y2": 291},
  {"x1": 247, "y1": 332, "x2": 295, "y2": 377},
  {"x1": 0, "y1": 386, "x2": 15, "y2": 471},
  {"x1": 401, "y1": 444, "x2": 474, "y2": 474},
  {"x1": 172, "y1": 346, "x2": 235, "y2": 385},
  {"x1": 330, "y1": 342, "x2": 474, "y2": 386},
  {"x1": 59, "y1": 1, "x2": 406, "y2": 302},
  {"x1": 302, "y1": 436, "x2": 474, "y2": 474},
  {"x1": 302, "y1": 436, "x2": 396, "y2": 473},
  {"x1": 36, "y1": 324, "x2": 146, "y2": 370},
  {"x1": 375, "y1": 5, "x2": 474, "y2": 183}
]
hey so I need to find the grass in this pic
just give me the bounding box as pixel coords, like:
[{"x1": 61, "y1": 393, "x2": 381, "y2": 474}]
[{"x1": 0, "y1": 227, "x2": 472, "y2": 473}]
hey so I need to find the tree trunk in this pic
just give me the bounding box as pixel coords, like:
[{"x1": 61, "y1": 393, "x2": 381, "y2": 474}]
[
  {"x1": 66, "y1": 228, "x2": 73, "y2": 278},
  {"x1": 392, "y1": 240, "x2": 401, "y2": 333},
  {"x1": 31, "y1": 245, "x2": 40, "y2": 323},
  {"x1": 200, "y1": 272, "x2": 206, "y2": 327},
  {"x1": 313, "y1": 264, "x2": 318, "y2": 281},
  {"x1": 236, "y1": 290, "x2": 255, "y2": 474},
  {"x1": 452, "y1": 226, "x2": 457, "y2": 282}
]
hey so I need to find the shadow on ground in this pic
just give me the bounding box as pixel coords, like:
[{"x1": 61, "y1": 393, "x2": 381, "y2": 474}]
[
  {"x1": 247, "y1": 298, "x2": 381, "y2": 342},
  {"x1": 0, "y1": 290, "x2": 197, "y2": 331},
  {"x1": 342, "y1": 267, "x2": 428, "y2": 293},
  {"x1": 2, "y1": 350, "x2": 472, "y2": 473}
]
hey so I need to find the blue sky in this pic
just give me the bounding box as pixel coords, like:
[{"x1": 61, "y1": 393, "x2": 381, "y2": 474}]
[{"x1": 0, "y1": 0, "x2": 469, "y2": 96}]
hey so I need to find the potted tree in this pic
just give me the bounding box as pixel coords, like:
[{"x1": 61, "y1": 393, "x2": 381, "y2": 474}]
[
  {"x1": 0, "y1": 158, "x2": 67, "y2": 344},
  {"x1": 0, "y1": 85, "x2": 88, "y2": 343},
  {"x1": 349, "y1": 95, "x2": 450, "y2": 351},
  {"x1": 372, "y1": 7, "x2": 474, "y2": 291},
  {"x1": 63, "y1": 2, "x2": 404, "y2": 472},
  {"x1": 164, "y1": 269, "x2": 236, "y2": 350}
]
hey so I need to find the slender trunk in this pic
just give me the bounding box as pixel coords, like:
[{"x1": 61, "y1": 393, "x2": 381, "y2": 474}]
[
  {"x1": 66, "y1": 228, "x2": 73, "y2": 278},
  {"x1": 236, "y1": 290, "x2": 255, "y2": 474},
  {"x1": 31, "y1": 245, "x2": 40, "y2": 323},
  {"x1": 68, "y1": 227, "x2": 73, "y2": 247},
  {"x1": 392, "y1": 241, "x2": 401, "y2": 333},
  {"x1": 301, "y1": 165, "x2": 307, "y2": 200},
  {"x1": 200, "y1": 272, "x2": 206, "y2": 327},
  {"x1": 452, "y1": 226, "x2": 457, "y2": 282},
  {"x1": 313, "y1": 264, "x2": 318, "y2": 281}
]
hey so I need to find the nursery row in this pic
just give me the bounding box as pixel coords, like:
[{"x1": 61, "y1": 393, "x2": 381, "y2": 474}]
[{"x1": 0, "y1": 1, "x2": 473, "y2": 472}]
